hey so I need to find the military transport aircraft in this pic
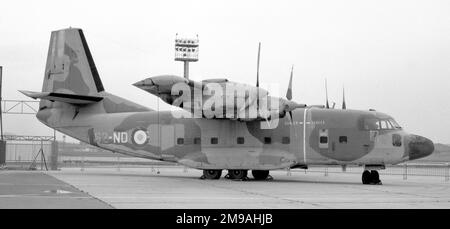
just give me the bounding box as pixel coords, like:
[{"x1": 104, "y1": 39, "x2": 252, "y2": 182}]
[{"x1": 21, "y1": 28, "x2": 434, "y2": 185}]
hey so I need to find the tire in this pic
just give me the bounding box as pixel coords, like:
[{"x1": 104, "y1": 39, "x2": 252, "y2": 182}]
[
  {"x1": 362, "y1": 170, "x2": 371, "y2": 184},
  {"x1": 228, "y1": 170, "x2": 248, "y2": 180},
  {"x1": 252, "y1": 170, "x2": 270, "y2": 180},
  {"x1": 203, "y1": 170, "x2": 222, "y2": 179},
  {"x1": 370, "y1": 170, "x2": 380, "y2": 183}
]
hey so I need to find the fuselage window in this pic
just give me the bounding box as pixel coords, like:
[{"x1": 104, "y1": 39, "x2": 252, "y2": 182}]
[
  {"x1": 237, "y1": 137, "x2": 245, "y2": 144},
  {"x1": 211, "y1": 137, "x2": 218, "y2": 145},
  {"x1": 282, "y1": 137, "x2": 290, "y2": 144},
  {"x1": 194, "y1": 137, "x2": 201, "y2": 144},
  {"x1": 319, "y1": 129, "x2": 329, "y2": 149},
  {"x1": 339, "y1": 136, "x2": 348, "y2": 143},
  {"x1": 177, "y1": 138, "x2": 184, "y2": 145},
  {"x1": 264, "y1": 137, "x2": 272, "y2": 144},
  {"x1": 392, "y1": 134, "x2": 402, "y2": 147}
]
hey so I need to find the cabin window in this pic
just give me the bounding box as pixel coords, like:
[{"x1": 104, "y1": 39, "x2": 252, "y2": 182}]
[
  {"x1": 319, "y1": 129, "x2": 329, "y2": 149},
  {"x1": 264, "y1": 137, "x2": 272, "y2": 144},
  {"x1": 320, "y1": 136, "x2": 328, "y2": 144},
  {"x1": 177, "y1": 138, "x2": 184, "y2": 145},
  {"x1": 194, "y1": 137, "x2": 201, "y2": 145},
  {"x1": 211, "y1": 137, "x2": 218, "y2": 145},
  {"x1": 339, "y1": 136, "x2": 348, "y2": 144},
  {"x1": 282, "y1": 137, "x2": 290, "y2": 144},
  {"x1": 237, "y1": 137, "x2": 245, "y2": 144},
  {"x1": 392, "y1": 134, "x2": 402, "y2": 147}
]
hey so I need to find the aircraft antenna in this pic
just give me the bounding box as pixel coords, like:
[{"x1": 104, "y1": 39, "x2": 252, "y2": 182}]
[
  {"x1": 256, "y1": 42, "x2": 261, "y2": 112},
  {"x1": 325, "y1": 78, "x2": 330, "y2": 109},
  {"x1": 256, "y1": 42, "x2": 261, "y2": 88},
  {"x1": 342, "y1": 85, "x2": 346, "y2": 109}
]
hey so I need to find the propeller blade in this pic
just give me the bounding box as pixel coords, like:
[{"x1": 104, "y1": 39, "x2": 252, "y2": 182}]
[
  {"x1": 342, "y1": 85, "x2": 347, "y2": 109},
  {"x1": 286, "y1": 65, "x2": 293, "y2": 100}
]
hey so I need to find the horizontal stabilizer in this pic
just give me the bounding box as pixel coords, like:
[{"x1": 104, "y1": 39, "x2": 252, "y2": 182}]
[{"x1": 19, "y1": 90, "x2": 103, "y2": 105}]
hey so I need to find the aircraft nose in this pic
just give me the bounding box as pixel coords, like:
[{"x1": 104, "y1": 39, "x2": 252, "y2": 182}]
[{"x1": 406, "y1": 135, "x2": 434, "y2": 160}]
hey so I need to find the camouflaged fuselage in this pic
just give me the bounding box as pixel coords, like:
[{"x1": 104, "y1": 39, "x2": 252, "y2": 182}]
[{"x1": 37, "y1": 100, "x2": 415, "y2": 170}]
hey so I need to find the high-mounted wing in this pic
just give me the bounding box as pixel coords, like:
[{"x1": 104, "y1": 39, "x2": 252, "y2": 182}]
[{"x1": 133, "y1": 75, "x2": 305, "y2": 121}]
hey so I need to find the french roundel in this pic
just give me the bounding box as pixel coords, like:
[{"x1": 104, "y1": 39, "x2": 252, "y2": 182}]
[{"x1": 132, "y1": 129, "x2": 148, "y2": 146}]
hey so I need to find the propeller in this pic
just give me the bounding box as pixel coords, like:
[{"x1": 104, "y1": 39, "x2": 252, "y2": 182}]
[
  {"x1": 286, "y1": 65, "x2": 293, "y2": 101},
  {"x1": 342, "y1": 85, "x2": 347, "y2": 109},
  {"x1": 286, "y1": 65, "x2": 294, "y2": 122}
]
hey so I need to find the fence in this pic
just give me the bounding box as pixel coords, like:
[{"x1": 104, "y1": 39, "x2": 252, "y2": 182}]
[
  {"x1": 5, "y1": 142, "x2": 53, "y2": 170},
  {"x1": 294, "y1": 163, "x2": 450, "y2": 181}
]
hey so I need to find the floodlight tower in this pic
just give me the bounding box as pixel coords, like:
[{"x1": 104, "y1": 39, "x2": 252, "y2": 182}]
[{"x1": 175, "y1": 34, "x2": 199, "y2": 79}]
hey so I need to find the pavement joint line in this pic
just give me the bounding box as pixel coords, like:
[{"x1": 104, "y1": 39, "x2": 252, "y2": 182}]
[{"x1": 45, "y1": 172, "x2": 116, "y2": 209}]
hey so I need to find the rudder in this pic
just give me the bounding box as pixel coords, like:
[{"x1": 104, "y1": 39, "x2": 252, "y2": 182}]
[{"x1": 42, "y1": 28, "x2": 104, "y2": 96}]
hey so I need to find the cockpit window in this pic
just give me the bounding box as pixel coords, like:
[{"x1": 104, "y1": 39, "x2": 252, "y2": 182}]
[
  {"x1": 380, "y1": 120, "x2": 389, "y2": 129},
  {"x1": 389, "y1": 119, "x2": 402, "y2": 129},
  {"x1": 363, "y1": 118, "x2": 380, "y2": 130},
  {"x1": 363, "y1": 118, "x2": 402, "y2": 130}
]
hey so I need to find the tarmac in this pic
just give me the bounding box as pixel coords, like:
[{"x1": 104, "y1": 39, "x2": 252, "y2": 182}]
[
  {"x1": 31, "y1": 166, "x2": 450, "y2": 209},
  {"x1": 0, "y1": 170, "x2": 112, "y2": 209}
]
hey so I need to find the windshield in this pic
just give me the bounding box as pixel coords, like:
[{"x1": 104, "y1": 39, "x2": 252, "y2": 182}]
[
  {"x1": 389, "y1": 119, "x2": 402, "y2": 129},
  {"x1": 363, "y1": 118, "x2": 402, "y2": 130}
]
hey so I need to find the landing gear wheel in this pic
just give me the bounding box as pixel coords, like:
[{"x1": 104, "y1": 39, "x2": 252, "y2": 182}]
[
  {"x1": 228, "y1": 170, "x2": 248, "y2": 180},
  {"x1": 202, "y1": 170, "x2": 222, "y2": 180},
  {"x1": 362, "y1": 170, "x2": 371, "y2": 184},
  {"x1": 252, "y1": 170, "x2": 270, "y2": 180},
  {"x1": 370, "y1": 170, "x2": 382, "y2": 185},
  {"x1": 362, "y1": 170, "x2": 383, "y2": 185}
]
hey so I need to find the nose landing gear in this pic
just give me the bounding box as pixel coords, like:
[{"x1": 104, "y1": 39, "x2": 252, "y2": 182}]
[
  {"x1": 362, "y1": 170, "x2": 382, "y2": 185},
  {"x1": 252, "y1": 170, "x2": 272, "y2": 181}
]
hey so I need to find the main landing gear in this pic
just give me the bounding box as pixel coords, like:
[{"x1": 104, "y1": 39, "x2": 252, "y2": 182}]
[
  {"x1": 225, "y1": 170, "x2": 249, "y2": 180},
  {"x1": 362, "y1": 170, "x2": 382, "y2": 185},
  {"x1": 200, "y1": 170, "x2": 222, "y2": 179},
  {"x1": 200, "y1": 169, "x2": 273, "y2": 181}
]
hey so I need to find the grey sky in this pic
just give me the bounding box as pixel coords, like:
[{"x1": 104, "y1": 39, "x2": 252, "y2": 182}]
[{"x1": 1, "y1": 0, "x2": 449, "y2": 143}]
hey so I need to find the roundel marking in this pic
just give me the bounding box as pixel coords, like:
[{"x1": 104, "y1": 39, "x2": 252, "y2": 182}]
[{"x1": 132, "y1": 129, "x2": 148, "y2": 146}]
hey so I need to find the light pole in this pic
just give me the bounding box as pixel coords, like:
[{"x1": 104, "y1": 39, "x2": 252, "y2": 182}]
[{"x1": 174, "y1": 35, "x2": 199, "y2": 79}]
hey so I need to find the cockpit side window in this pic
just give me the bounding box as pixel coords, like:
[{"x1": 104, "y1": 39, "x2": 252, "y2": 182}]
[{"x1": 363, "y1": 118, "x2": 380, "y2": 130}]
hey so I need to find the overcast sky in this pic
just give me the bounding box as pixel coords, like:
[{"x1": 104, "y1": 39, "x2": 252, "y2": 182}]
[{"x1": 1, "y1": 0, "x2": 450, "y2": 143}]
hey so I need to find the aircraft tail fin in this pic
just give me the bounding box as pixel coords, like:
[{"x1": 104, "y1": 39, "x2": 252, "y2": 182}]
[{"x1": 38, "y1": 28, "x2": 104, "y2": 108}]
